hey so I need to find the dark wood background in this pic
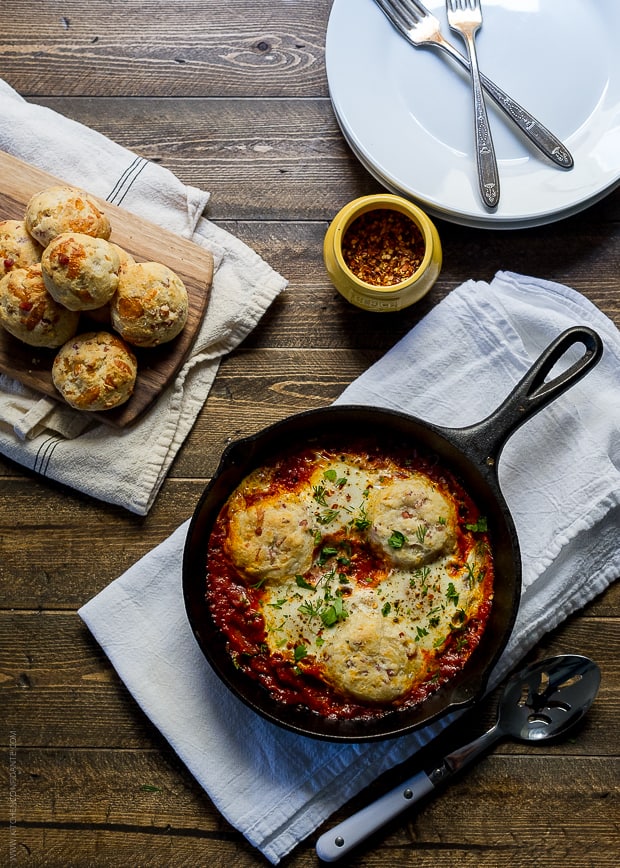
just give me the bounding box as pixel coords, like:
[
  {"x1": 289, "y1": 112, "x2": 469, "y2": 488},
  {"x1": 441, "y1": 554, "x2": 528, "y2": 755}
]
[{"x1": 1, "y1": 2, "x2": 618, "y2": 866}]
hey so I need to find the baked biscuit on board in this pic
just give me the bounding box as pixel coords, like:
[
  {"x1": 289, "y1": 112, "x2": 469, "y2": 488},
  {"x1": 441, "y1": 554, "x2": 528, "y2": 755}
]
[
  {"x1": 25, "y1": 185, "x2": 111, "y2": 247},
  {"x1": 111, "y1": 261, "x2": 189, "y2": 347},
  {"x1": 0, "y1": 264, "x2": 80, "y2": 348},
  {"x1": 41, "y1": 232, "x2": 120, "y2": 311},
  {"x1": 52, "y1": 330, "x2": 138, "y2": 411},
  {"x1": 0, "y1": 219, "x2": 44, "y2": 278}
]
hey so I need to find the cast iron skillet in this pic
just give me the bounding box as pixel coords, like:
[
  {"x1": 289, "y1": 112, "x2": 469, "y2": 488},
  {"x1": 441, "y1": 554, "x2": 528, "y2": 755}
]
[{"x1": 183, "y1": 326, "x2": 602, "y2": 741}]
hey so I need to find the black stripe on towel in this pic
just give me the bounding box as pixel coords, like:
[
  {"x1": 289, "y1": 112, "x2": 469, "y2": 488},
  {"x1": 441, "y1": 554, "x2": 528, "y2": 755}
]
[
  {"x1": 106, "y1": 157, "x2": 148, "y2": 206},
  {"x1": 33, "y1": 436, "x2": 62, "y2": 476}
]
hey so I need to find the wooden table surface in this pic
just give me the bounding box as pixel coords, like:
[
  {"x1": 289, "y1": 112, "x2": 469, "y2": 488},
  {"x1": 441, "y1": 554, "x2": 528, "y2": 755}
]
[{"x1": 1, "y1": 2, "x2": 618, "y2": 866}]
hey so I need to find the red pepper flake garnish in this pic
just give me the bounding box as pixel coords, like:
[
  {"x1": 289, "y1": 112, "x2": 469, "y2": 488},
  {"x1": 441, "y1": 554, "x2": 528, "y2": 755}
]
[
  {"x1": 342, "y1": 209, "x2": 425, "y2": 287},
  {"x1": 3, "y1": 257, "x2": 15, "y2": 271}
]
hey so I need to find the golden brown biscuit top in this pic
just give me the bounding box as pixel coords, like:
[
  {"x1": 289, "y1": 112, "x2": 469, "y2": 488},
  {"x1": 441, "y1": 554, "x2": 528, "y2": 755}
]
[
  {"x1": 52, "y1": 330, "x2": 138, "y2": 411},
  {"x1": 111, "y1": 260, "x2": 188, "y2": 346},
  {"x1": 0, "y1": 219, "x2": 44, "y2": 277},
  {"x1": 25, "y1": 185, "x2": 111, "y2": 247},
  {"x1": 0, "y1": 264, "x2": 80, "y2": 347},
  {"x1": 41, "y1": 232, "x2": 120, "y2": 311}
]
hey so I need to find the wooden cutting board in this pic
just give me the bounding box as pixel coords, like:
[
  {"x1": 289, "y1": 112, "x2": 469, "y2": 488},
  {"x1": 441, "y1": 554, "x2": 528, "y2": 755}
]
[{"x1": 0, "y1": 150, "x2": 214, "y2": 427}]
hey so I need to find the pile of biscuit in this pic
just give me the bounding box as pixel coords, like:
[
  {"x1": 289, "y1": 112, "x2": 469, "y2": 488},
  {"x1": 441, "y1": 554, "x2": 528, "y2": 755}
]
[{"x1": 0, "y1": 185, "x2": 189, "y2": 411}]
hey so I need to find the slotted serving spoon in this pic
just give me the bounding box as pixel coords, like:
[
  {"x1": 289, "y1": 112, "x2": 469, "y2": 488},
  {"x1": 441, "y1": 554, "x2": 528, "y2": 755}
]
[{"x1": 316, "y1": 654, "x2": 601, "y2": 861}]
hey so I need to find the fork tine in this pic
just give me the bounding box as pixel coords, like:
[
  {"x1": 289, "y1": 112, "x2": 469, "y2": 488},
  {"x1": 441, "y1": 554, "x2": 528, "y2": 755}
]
[
  {"x1": 399, "y1": 0, "x2": 434, "y2": 18},
  {"x1": 387, "y1": 0, "x2": 425, "y2": 27},
  {"x1": 375, "y1": 0, "x2": 423, "y2": 30},
  {"x1": 374, "y1": 0, "x2": 411, "y2": 33},
  {"x1": 450, "y1": 0, "x2": 480, "y2": 11}
]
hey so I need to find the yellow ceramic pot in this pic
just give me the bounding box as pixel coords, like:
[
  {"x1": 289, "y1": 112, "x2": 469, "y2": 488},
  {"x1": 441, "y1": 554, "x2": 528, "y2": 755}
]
[{"x1": 323, "y1": 194, "x2": 442, "y2": 312}]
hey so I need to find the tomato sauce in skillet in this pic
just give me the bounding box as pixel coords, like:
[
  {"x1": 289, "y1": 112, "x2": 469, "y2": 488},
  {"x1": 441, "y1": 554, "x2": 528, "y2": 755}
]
[{"x1": 205, "y1": 441, "x2": 495, "y2": 721}]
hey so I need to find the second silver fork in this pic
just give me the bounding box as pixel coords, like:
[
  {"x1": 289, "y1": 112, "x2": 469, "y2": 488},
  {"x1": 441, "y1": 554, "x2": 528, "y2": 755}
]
[{"x1": 446, "y1": 0, "x2": 499, "y2": 208}]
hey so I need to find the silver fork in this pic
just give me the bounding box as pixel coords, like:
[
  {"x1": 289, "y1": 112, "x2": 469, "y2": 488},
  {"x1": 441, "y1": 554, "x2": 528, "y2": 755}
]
[
  {"x1": 446, "y1": 0, "x2": 499, "y2": 207},
  {"x1": 374, "y1": 0, "x2": 573, "y2": 171}
]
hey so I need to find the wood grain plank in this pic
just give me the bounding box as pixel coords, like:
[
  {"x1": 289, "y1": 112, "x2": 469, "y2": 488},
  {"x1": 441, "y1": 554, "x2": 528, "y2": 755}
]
[
  {"x1": 0, "y1": 0, "x2": 332, "y2": 99},
  {"x1": 219, "y1": 218, "x2": 620, "y2": 345},
  {"x1": 3, "y1": 749, "x2": 618, "y2": 866},
  {"x1": 14, "y1": 96, "x2": 382, "y2": 221},
  {"x1": 5, "y1": 747, "x2": 618, "y2": 831},
  {"x1": 0, "y1": 478, "x2": 202, "y2": 607},
  {"x1": 1, "y1": 4, "x2": 618, "y2": 867}
]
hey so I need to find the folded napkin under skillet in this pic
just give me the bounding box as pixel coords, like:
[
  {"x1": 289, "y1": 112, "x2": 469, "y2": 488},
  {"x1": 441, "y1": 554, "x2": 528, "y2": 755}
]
[
  {"x1": 0, "y1": 79, "x2": 287, "y2": 514},
  {"x1": 80, "y1": 272, "x2": 620, "y2": 863}
]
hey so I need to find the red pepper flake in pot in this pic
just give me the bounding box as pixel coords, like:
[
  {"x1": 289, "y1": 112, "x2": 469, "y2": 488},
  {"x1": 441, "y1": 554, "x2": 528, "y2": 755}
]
[{"x1": 342, "y1": 209, "x2": 425, "y2": 287}]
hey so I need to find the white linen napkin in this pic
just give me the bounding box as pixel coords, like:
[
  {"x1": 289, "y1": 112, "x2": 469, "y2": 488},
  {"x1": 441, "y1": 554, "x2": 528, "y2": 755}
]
[
  {"x1": 0, "y1": 80, "x2": 287, "y2": 514},
  {"x1": 79, "y1": 271, "x2": 620, "y2": 863}
]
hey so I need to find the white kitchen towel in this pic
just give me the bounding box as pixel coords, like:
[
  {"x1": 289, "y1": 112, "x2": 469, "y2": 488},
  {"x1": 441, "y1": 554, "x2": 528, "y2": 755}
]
[
  {"x1": 0, "y1": 80, "x2": 287, "y2": 514},
  {"x1": 79, "y1": 272, "x2": 620, "y2": 863}
]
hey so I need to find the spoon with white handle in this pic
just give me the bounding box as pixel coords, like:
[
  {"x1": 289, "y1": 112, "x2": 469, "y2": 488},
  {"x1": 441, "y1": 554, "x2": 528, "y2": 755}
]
[{"x1": 316, "y1": 654, "x2": 601, "y2": 862}]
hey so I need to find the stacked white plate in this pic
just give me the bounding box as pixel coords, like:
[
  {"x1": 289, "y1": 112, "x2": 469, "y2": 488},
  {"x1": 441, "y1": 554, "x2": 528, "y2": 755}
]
[{"x1": 326, "y1": 0, "x2": 620, "y2": 229}]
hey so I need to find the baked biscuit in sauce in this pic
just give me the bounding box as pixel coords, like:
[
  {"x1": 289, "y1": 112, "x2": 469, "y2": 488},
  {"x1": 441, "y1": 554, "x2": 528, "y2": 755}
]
[
  {"x1": 225, "y1": 492, "x2": 314, "y2": 585},
  {"x1": 25, "y1": 185, "x2": 111, "y2": 247},
  {"x1": 317, "y1": 592, "x2": 421, "y2": 702},
  {"x1": 367, "y1": 476, "x2": 457, "y2": 569}
]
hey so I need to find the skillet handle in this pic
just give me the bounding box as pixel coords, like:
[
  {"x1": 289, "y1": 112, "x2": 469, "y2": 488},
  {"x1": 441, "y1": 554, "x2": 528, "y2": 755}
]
[{"x1": 453, "y1": 326, "x2": 603, "y2": 469}]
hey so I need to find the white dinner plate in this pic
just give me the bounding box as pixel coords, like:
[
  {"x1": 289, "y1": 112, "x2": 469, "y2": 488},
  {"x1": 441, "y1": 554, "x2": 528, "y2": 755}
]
[{"x1": 326, "y1": 0, "x2": 620, "y2": 228}]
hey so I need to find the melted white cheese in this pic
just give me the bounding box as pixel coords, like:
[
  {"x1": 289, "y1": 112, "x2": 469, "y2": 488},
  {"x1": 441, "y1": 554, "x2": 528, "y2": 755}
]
[{"x1": 227, "y1": 451, "x2": 491, "y2": 703}]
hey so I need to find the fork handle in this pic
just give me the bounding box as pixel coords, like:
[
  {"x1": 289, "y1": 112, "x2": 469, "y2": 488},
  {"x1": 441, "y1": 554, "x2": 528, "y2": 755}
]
[
  {"x1": 477, "y1": 69, "x2": 573, "y2": 168},
  {"x1": 462, "y1": 31, "x2": 499, "y2": 208}
]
